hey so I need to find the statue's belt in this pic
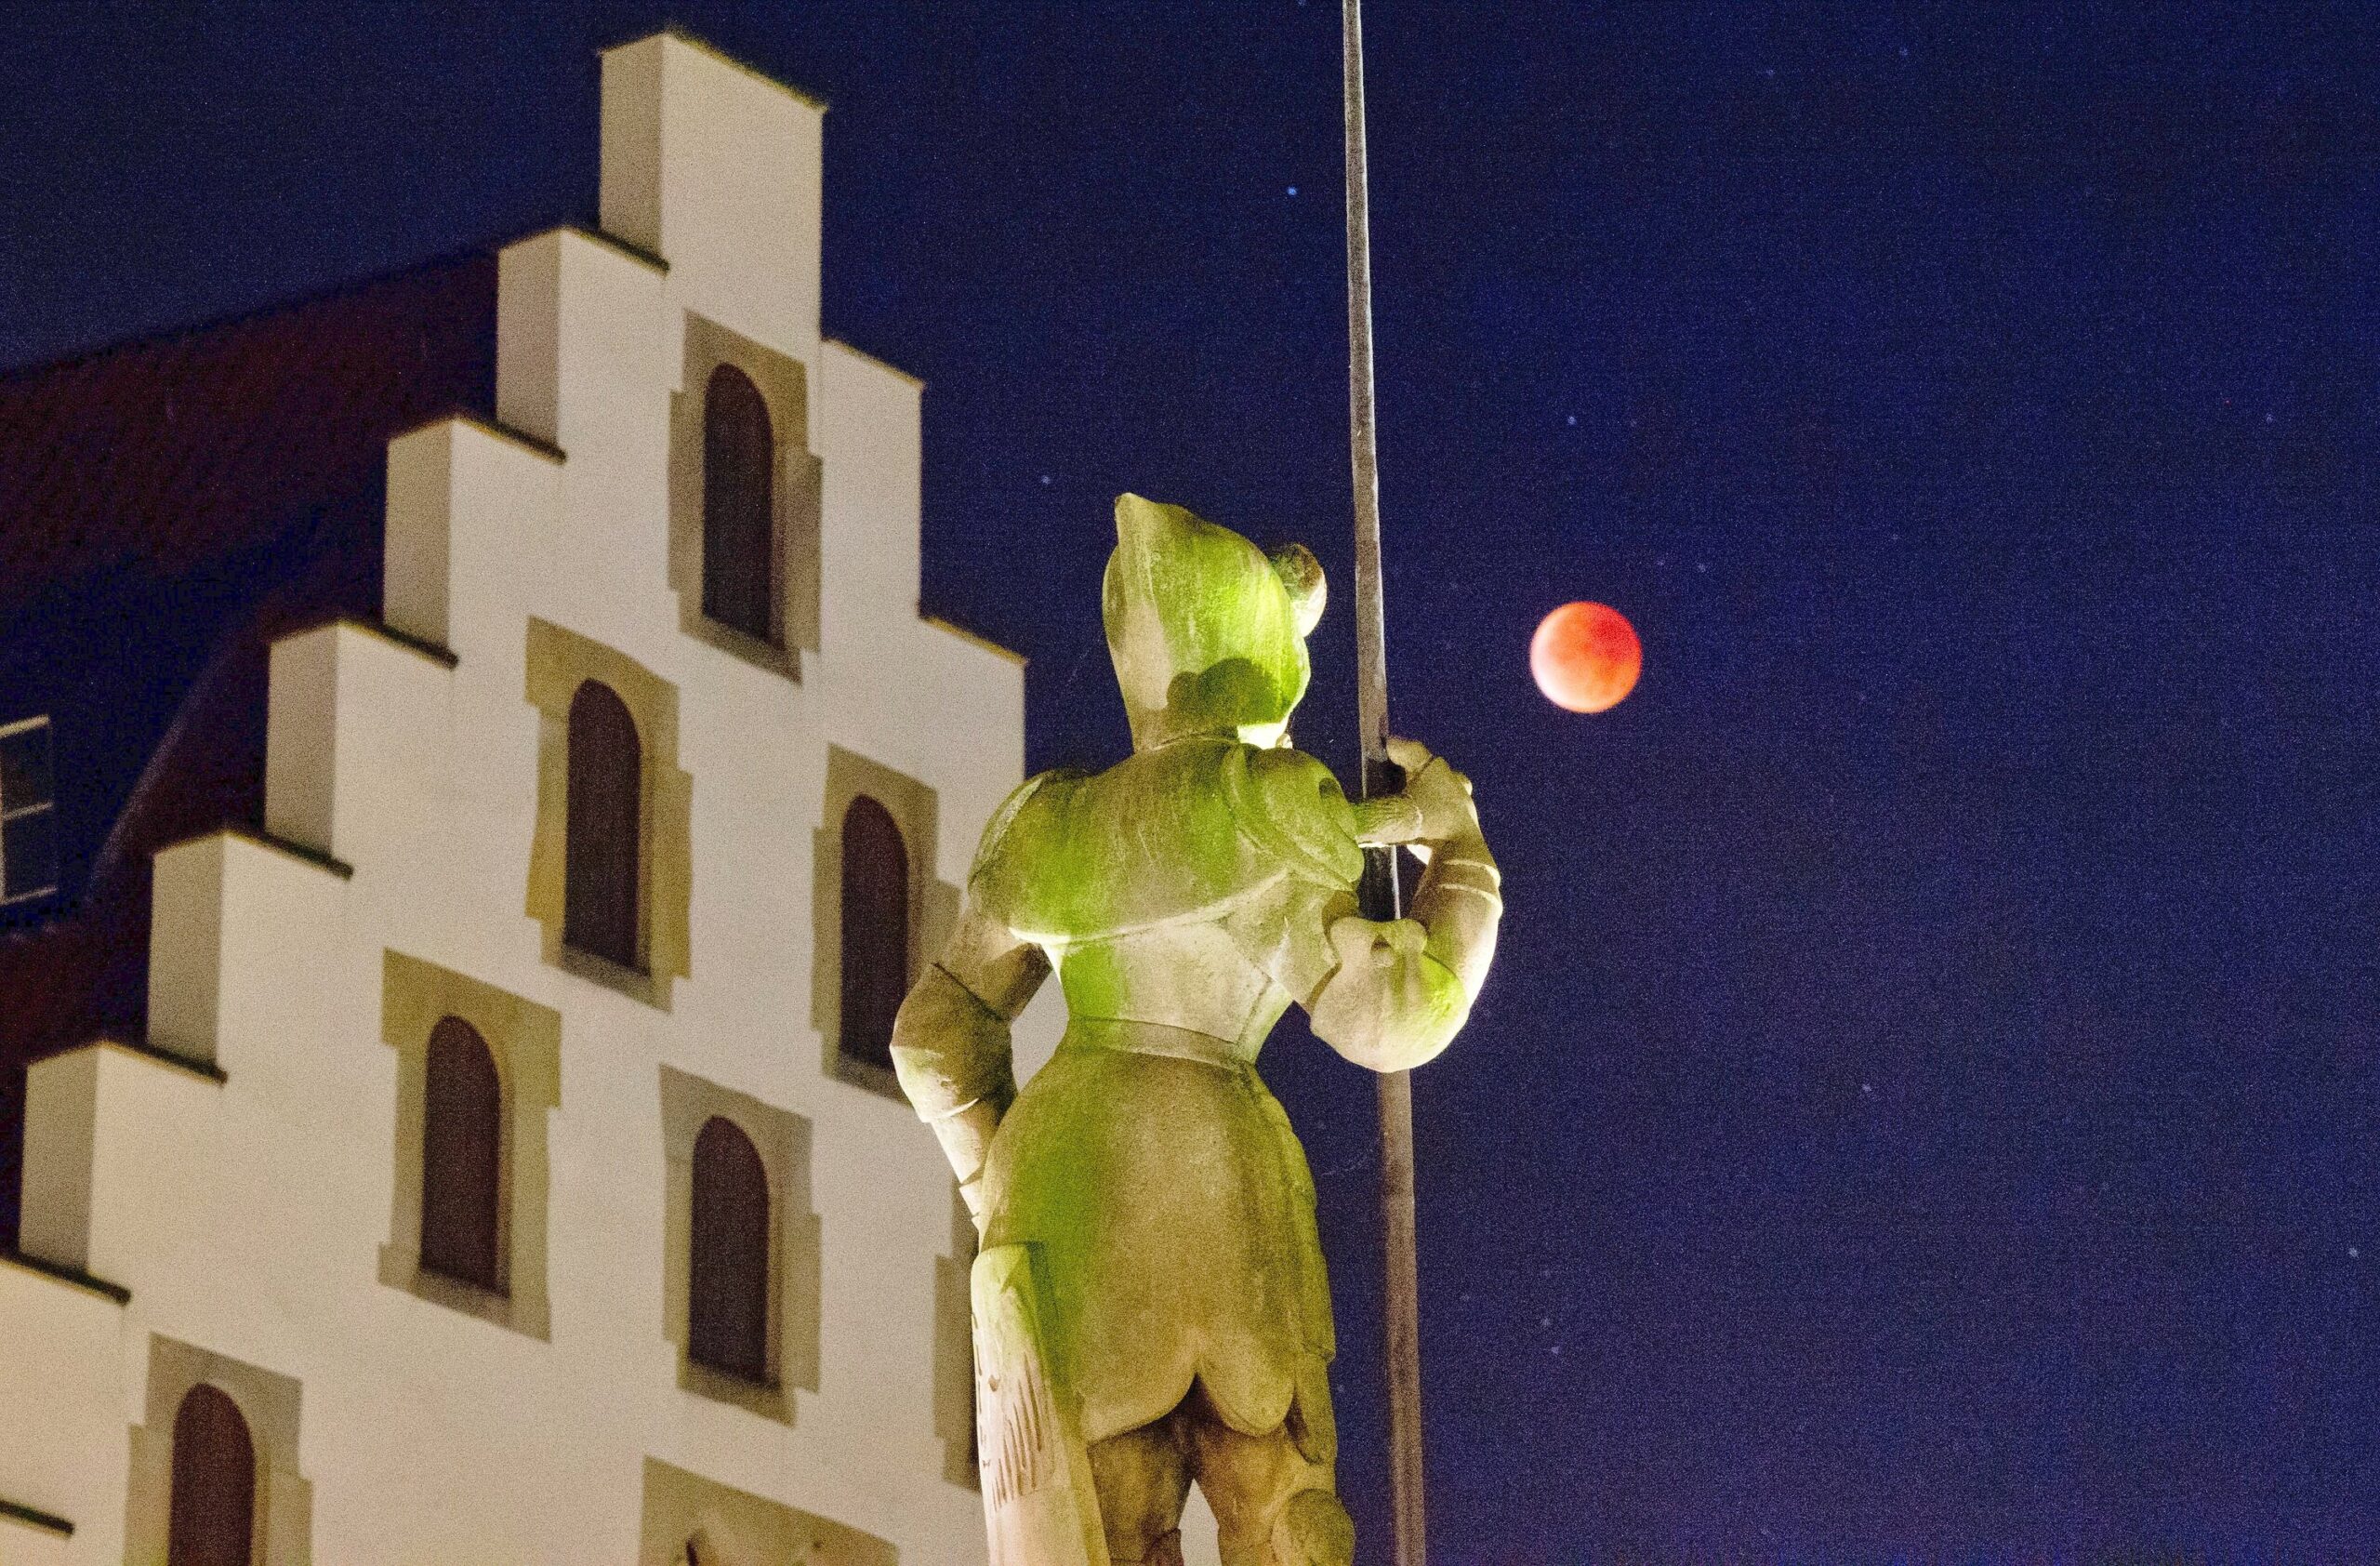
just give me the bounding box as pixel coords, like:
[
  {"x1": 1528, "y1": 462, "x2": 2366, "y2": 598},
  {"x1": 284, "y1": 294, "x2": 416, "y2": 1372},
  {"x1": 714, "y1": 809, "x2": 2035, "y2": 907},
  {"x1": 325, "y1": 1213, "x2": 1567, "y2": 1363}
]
[{"x1": 1062, "y1": 1015, "x2": 1257, "y2": 1068}]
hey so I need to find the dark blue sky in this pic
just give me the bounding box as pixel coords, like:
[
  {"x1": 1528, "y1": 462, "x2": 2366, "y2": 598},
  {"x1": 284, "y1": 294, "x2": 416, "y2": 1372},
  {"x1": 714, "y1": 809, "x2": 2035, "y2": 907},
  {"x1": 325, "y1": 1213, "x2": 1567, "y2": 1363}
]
[{"x1": 6, "y1": 3, "x2": 2378, "y2": 1558}]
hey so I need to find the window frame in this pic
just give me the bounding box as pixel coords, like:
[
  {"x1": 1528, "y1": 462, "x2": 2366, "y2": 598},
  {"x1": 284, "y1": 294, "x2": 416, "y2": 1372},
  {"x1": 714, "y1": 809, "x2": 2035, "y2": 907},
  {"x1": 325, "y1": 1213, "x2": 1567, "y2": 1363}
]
[
  {"x1": 667, "y1": 312, "x2": 821, "y2": 680},
  {"x1": 658, "y1": 1067, "x2": 820, "y2": 1424},
  {"x1": 687, "y1": 1114, "x2": 774, "y2": 1387},
  {"x1": 522, "y1": 618, "x2": 692, "y2": 1011},
  {"x1": 698, "y1": 361, "x2": 780, "y2": 646},
  {"x1": 836, "y1": 793, "x2": 911, "y2": 1078},
  {"x1": 812, "y1": 746, "x2": 959, "y2": 1098},
  {"x1": 0, "y1": 714, "x2": 60, "y2": 906},
  {"x1": 562, "y1": 678, "x2": 645, "y2": 974},
  {"x1": 378, "y1": 950, "x2": 560, "y2": 1340},
  {"x1": 416, "y1": 1015, "x2": 508, "y2": 1296},
  {"x1": 638, "y1": 1457, "x2": 896, "y2": 1566},
  {"x1": 166, "y1": 1382, "x2": 255, "y2": 1566},
  {"x1": 126, "y1": 1337, "x2": 311, "y2": 1566}
]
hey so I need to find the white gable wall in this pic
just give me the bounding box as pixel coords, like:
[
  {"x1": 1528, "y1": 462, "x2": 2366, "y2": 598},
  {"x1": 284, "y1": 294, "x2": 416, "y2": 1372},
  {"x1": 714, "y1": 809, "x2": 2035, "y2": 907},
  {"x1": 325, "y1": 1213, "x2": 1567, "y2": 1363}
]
[{"x1": 2, "y1": 31, "x2": 1036, "y2": 1564}]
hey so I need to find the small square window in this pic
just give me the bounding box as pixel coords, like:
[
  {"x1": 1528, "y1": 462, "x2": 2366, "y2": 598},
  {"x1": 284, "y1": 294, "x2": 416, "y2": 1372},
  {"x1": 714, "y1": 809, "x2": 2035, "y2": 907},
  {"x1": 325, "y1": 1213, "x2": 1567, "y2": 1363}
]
[
  {"x1": 0, "y1": 716, "x2": 57, "y2": 906},
  {"x1": 4, "y1": 806, "x2": 56, "y2": 902},
  {"x1": 0, "y1": 716, "x2": 52, "y2": 813}
]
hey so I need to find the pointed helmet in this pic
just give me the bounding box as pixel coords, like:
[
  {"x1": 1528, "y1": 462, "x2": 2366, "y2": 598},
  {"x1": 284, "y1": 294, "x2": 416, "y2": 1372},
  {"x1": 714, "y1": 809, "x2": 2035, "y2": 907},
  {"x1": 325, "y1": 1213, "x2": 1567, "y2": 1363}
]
[{"x1": 1102, "y1": 494, "x2": 1327, "y2": 748}]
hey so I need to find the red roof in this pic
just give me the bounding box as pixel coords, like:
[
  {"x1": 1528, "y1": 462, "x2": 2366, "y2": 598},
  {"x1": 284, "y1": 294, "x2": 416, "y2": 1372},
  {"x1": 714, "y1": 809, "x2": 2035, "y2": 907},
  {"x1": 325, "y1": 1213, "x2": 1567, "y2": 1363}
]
[
  {"x1": 0, "y1": 250, "x2": 500, "y2": 1073},
  {"x1": 0, "y1": 252, "x2": 498, "y2": 615}
]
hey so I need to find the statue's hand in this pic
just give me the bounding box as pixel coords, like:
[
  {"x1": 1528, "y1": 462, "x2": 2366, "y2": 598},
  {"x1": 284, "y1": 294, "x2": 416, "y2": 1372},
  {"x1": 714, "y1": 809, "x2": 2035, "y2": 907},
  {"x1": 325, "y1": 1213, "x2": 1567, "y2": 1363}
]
[
  {"x1": 1308, "y1": 737, "x2": 1500, "y2": 1065},
  {"x1": 1309, "y1": 912, "x2": 1464, "y2": 1071},
  {"x1": 1384, "y1": 737, "x2": 1480, "y2": 847}
]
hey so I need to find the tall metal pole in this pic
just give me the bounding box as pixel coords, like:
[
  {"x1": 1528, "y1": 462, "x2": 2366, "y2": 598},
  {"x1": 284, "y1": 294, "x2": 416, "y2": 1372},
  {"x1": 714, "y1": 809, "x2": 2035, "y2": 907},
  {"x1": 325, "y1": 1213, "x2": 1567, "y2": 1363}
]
[{"x1": 1342, "y1": 2, "x2": 1427, "y2": 1560}]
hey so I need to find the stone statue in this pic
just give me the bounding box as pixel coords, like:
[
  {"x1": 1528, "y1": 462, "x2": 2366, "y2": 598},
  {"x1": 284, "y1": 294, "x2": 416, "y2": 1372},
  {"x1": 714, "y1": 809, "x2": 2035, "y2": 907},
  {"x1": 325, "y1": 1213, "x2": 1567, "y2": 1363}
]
[{"x1": 892, "y1": 495, "x2": 1501, "y2": 1566}]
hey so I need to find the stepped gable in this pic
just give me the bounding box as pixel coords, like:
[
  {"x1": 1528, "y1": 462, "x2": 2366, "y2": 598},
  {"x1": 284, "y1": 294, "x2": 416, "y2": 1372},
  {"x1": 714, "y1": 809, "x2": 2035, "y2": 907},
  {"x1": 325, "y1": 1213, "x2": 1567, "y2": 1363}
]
[{"x1": 0, "y1": 250, "x2": 499, "y2": 1087}]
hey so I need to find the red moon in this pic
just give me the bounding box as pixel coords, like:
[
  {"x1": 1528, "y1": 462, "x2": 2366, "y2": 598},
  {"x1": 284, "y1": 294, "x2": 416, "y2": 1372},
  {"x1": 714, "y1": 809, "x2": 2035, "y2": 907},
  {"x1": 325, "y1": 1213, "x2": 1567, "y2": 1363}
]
[{"x1": 1531, "y1": 602, "x2": 1641, "y2": 713}]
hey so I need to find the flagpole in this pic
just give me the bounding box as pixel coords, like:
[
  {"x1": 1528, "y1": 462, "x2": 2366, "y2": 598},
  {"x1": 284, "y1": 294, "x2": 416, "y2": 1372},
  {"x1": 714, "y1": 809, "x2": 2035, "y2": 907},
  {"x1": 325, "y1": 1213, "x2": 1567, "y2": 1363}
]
[{"x1": 1342, "y1": 2, "x2": 1427, "y2": 1560}]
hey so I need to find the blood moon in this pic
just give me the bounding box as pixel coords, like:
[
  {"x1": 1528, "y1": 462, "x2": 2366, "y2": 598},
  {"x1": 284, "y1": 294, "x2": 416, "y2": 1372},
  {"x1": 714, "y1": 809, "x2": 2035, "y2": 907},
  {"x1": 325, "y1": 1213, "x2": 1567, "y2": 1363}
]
[{"x1": 1530, "y1": 602, "x2": 1641, "y2": 713}]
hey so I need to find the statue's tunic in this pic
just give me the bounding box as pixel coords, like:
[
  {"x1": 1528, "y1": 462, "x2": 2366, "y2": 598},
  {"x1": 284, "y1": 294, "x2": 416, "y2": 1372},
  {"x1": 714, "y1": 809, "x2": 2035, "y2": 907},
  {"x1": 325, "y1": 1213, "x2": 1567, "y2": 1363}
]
[{"x1": 963, "y1": 736, "x2": 1366, "y2": 1448}]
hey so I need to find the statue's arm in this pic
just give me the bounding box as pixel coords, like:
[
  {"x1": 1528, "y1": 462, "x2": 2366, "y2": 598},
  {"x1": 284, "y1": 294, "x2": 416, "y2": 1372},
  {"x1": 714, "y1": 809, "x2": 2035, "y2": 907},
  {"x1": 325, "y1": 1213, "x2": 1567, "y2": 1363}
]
[
  {"x1": 1300, "y1": 738, "x2": 1502, "y2": 1072},
  {"x1": 891, "y1": 900, "x2": 1048, "y2": 1228}
]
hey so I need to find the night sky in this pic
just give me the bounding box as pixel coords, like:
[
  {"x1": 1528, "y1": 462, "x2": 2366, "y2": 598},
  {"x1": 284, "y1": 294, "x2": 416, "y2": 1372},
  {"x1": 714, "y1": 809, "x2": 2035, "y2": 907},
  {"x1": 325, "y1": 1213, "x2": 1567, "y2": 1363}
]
[{"x1": 7, "y1": 3, "x2": 2379, "y2": 1558}]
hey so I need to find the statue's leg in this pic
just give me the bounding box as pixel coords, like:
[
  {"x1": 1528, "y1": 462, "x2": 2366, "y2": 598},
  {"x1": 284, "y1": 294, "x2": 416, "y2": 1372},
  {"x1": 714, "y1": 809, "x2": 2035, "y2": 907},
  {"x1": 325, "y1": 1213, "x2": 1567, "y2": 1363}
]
[
  {"x1": 1183, "y1": 1381, "x2": 1353, "y2": 1566},
  {"x1": 972, "y1": 1244, "x2": 1109, "y2": 1566},
  {"x1": 1087, "y1": 1416, "x2": 1191, "y2": 1566}
]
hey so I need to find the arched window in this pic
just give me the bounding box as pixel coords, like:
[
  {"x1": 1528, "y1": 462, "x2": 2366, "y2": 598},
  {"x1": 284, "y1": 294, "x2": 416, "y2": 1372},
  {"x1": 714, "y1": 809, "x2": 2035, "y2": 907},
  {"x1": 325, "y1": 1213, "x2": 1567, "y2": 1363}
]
[
  {"x1": 689, "y1": 1115, "x2": 771, "y2": 1384},
  {"x1": 839, "y1": 795, "x2": 909, "y2": 1073},
  {"x1": 420, "y1": 1016, "x2": 502, "y2": 1292},
  {"x1": 702, "y1": 363, "x2": 776, "y2": 644},
  {"x1": 565, "y1": 680, "x2": 641, "y2": 970},
  {"x1": 167, "y1": 1384, "x2": 254, "y2": 1566}
]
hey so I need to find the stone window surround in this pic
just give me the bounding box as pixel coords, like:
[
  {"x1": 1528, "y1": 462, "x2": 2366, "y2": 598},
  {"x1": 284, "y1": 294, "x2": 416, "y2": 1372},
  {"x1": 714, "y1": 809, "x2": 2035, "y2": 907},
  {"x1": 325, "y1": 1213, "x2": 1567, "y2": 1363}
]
[
  {"x1": 657, "y1": 1066, "x2": 821, "y2": 1425},
  {"x1": 523, "y1": 617, "x2": 694, "y2": 1010},
  {"x1": 668, "y1": 311, "x2": 823, "y2": 679},
  {"x1": 125, "y1": 1335, "x2": 312, "y2": 1566},
  {"x1": 812, "y1": 745, "x2": 959, "y2": 1099},
  {"x1": 637, "y1": 1456, "x2": 893, "y2": 1566},
  {"x1": 377, "y1": 949, "x2": 562, "y2": 1340}
]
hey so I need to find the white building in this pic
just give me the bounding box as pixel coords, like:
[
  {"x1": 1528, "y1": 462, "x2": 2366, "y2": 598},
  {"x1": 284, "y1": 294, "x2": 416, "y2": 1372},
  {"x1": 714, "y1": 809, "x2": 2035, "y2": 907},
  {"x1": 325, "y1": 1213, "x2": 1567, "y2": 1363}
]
[{"x1": 0, "y1": 32, "x2": 1055, "y2": 1564}]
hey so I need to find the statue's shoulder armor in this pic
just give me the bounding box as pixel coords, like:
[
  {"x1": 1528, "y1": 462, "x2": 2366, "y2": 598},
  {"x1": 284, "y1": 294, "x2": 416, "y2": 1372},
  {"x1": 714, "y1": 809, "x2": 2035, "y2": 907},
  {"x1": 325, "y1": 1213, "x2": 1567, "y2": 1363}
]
[
  {"x1": 968, "y1": 767, "x2": 1087, "y2": 932},
  {"x1": 1232, "y1": 744, "x2": 1364, "y2": 892},
  {"x1": 970, "y1": 768, "x2": 1079, "y2": 883},
  {"x1": 969, "y1": 741, "x2": 1358, "y2": 942}
]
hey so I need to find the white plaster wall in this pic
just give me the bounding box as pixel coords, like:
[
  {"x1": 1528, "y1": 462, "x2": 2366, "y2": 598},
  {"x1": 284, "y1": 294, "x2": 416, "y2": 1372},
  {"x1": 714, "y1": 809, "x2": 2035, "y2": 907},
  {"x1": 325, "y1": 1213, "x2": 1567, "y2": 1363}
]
[
  {"x1": 1, "y1": 31, "x2": 1031, "y2": 1566},
  {"x1": 0, "y1": 1258, "x2": 129, "y2": 1562}
]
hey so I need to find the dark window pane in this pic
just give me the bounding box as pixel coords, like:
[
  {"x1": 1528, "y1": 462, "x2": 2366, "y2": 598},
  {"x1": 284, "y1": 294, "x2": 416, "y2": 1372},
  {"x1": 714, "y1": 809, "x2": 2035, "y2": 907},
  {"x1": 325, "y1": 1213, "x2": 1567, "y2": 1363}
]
[
  {"x1": 689, "y1": 1115, "x2": 771, "y2": 1383},
  {"x1": 167, "y1": 1384, "x2": 255, "y2": 1566},
  {"x1": 839, "y1": 796, "x2": 909, "y2": 1073},
  {"x1": 420, "y1": 1016, "x2": 503, "y2": 1292},
  {"x1": 564, "y1": 681, "x2": 641, "y2": 970},
  {"x1": 702, "y1": 363, "x2": 776, "y2": 644},
  {"x1": 0, "y1": 719, "x2": 51, "y2": 814},
  {"x1": 3, "y1": 806, "x2": 56, "y2": 901}
]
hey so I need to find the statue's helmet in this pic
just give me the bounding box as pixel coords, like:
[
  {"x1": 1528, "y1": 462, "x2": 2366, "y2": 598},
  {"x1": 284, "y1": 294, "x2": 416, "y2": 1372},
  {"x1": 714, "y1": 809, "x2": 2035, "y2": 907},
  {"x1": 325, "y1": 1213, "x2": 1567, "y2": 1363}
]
[{"x1": 1103, "y1": 493, "x2": 1327, "y2": 749}]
